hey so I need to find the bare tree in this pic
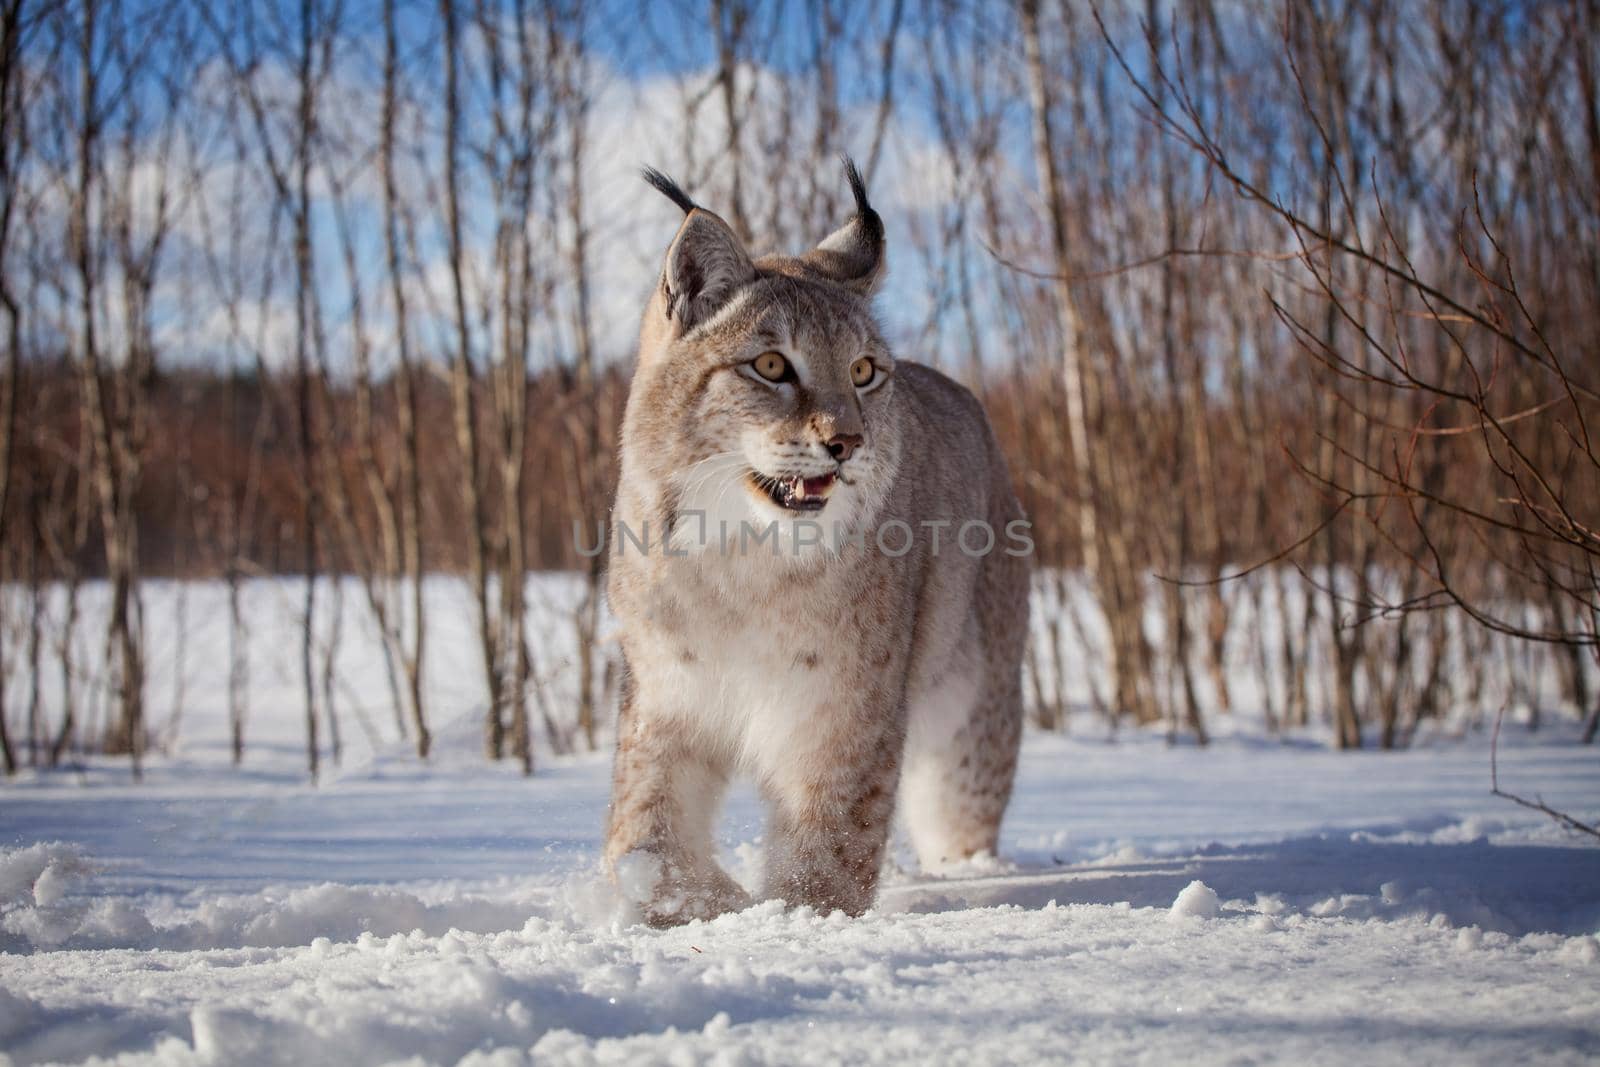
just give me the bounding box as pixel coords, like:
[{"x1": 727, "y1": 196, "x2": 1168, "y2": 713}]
[
  {"x1": 0, "y1": 0, "x2": 28, "y2": 776},
  {"x1": 553, "y1": 0, "x2": 609, "y2": 754},
  {"x1": 290, "y1": 0, "x2": 327, "y2": 781},
  {"x1": 1020, "y1": 0, "x2": 1161, "y2": 728},
  {"x1": 440, "y1": 0, "x2": 521, "y2": 769},
  {"x1": 64, "y1": 0, "x2": 188, "y2": 775},
  {"x1": 1093, "y1": 0, "x2": 1599, "y2": 746},
  {"x1": 380, "y1": 0, "x2": 431, "y2": 759}
]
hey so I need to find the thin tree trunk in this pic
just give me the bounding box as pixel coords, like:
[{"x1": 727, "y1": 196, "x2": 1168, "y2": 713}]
[
  {"x1": 0, "y1": 0, "x2": 26, "y2": 777},
  {"x1": 382, "y1": 0, "x2": 429, "y2": 759},
  {"x1": 1021, "y1": 0, "x2": 1113, "y2": 709},
  {"x1": 563, "y1": 16, "x2": 604, "y2": 754},
  {"x1": 439, "y1": 0, "x2": 502, "y2": 760},
  {"x1": 228, "y1": 561, "x2": 247, "y2": 764},
  {"x1": 72, "y1": 0, "x2": 146, "y2": 775},
  {"x1": 322, "y1": 575, "x2": 343, "y2": 767},
  {"x1": 294, "y1": 0, "x2": 321, "y2": 783},
  {"x1": 710, "y1": 0, "x2": 752, "y2": 242}
]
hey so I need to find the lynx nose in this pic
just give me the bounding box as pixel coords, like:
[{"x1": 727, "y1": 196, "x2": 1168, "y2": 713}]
[{"x1": 826, "y1": 432, "x2": 863, "y2": 462}]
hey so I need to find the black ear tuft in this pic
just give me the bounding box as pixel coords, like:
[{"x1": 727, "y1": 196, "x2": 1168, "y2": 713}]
[
  {"x1": 840, "y1": 156, "x2": 883, "y2": 245},
  {"x1": 801, "y1": 157, "x2": 887, "y2": 295},
  {"x1": 841, "y1": 155, "x2": 872, "y2": 218},
  {"x1": 642, "y1": 166, "x2": 697, "y2": 215}
]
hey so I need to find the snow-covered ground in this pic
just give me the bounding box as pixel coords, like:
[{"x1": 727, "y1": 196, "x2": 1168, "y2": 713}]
[
  {"x1": 1, "y1": 579, "x2": 1598, "y2": 1065},
  {"x1": 3, "y1": 723, "x2": 1598, "y2": 1065}
]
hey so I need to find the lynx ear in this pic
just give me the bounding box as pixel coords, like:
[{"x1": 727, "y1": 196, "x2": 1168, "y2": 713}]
[
  {"x1": 644, "y1": 168, "x2": 755, "y2": 333},
  {"x1": 802, "y1": 157, "x2": 886, "y2": 296}
]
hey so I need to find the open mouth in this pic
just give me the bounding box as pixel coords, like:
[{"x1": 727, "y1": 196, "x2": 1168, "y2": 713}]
[{"x1": 749, "y1": 471, "x2": 837, "y2": 512}]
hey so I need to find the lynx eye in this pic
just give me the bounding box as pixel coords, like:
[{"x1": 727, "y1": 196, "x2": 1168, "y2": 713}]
[
  {"x1": 850, "y1": 357, "x2": 876, "y2": 388},
  {"x1": 752, "y1": 351, "x2": 790, "y2": 382}
]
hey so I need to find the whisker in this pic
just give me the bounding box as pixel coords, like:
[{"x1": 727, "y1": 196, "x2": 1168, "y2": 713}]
[{"x1": 674, "y1": 452, "x2": 744, "y2": 504}]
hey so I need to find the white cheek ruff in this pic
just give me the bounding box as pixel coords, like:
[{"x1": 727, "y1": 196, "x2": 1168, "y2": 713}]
[{"x1": 667, "y1": 453, "x2": 760, "y2": 556}]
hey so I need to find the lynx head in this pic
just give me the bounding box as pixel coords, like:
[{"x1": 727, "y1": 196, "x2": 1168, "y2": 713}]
[{"x1": 622, "y1": 159, "x2": 901, "y2": 560}]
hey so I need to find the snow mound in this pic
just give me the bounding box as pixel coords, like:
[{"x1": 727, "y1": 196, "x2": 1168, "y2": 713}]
[
  {"x1": 0, "y1": 842, "x2": 92, "y2": 909},
  {"x1": 1169, "y1": 879, "x2": 1222, "y2": 920},
  {"x1": 0, "y1": 843, "x2": 556, "y2": 953}
]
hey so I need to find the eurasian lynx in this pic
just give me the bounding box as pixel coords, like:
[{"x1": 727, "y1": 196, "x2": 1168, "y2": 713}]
[{"x1": 604, "y1": 160, "x2": 1029, "y2": 926}]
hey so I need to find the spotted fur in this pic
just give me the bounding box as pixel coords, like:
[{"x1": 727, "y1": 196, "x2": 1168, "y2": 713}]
[{"x1": 604, "y1": 161, "x2": 1029, "y2": 926}]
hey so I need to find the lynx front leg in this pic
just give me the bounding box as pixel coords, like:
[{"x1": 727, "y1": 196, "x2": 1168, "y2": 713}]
[
  {"x1": 761, "y1": 750, "x2": 901, "y2": 917},
  {"x1": 604, "y1": 707, "x2": 749, "y2": 927}
]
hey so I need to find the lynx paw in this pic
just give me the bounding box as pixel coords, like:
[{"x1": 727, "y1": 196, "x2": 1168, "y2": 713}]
[
  {"x1": 765, "y1": 865, "x2": 876, "y2": 918},
  {"x1": 614, "y1": 851, "x2": 752, "y2": 928}
]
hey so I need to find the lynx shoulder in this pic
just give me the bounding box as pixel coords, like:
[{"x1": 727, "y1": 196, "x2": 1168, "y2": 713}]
[{"x1": 604, "y1": 159, "x2": 1029, "y2": 926}]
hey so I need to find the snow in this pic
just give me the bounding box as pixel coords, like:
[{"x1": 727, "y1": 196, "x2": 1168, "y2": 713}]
[
  {"x1": 1, "y1": 579, "x2": 1598, "y2": 1064},
  {"x1": 2, "y1": 728, "x2": 1596, "y2": 1066},
  {"x1": 1168, "y1": 880, "x2": 1221, "y2": 920}
]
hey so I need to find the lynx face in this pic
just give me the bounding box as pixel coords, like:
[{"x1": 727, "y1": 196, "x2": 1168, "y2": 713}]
[
  {"x1": 624, "y1": 165, "x2": 902, "y2": 560},
  {"x1": 665, "y1": 280, "x2": 900, "y2": 556}
]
